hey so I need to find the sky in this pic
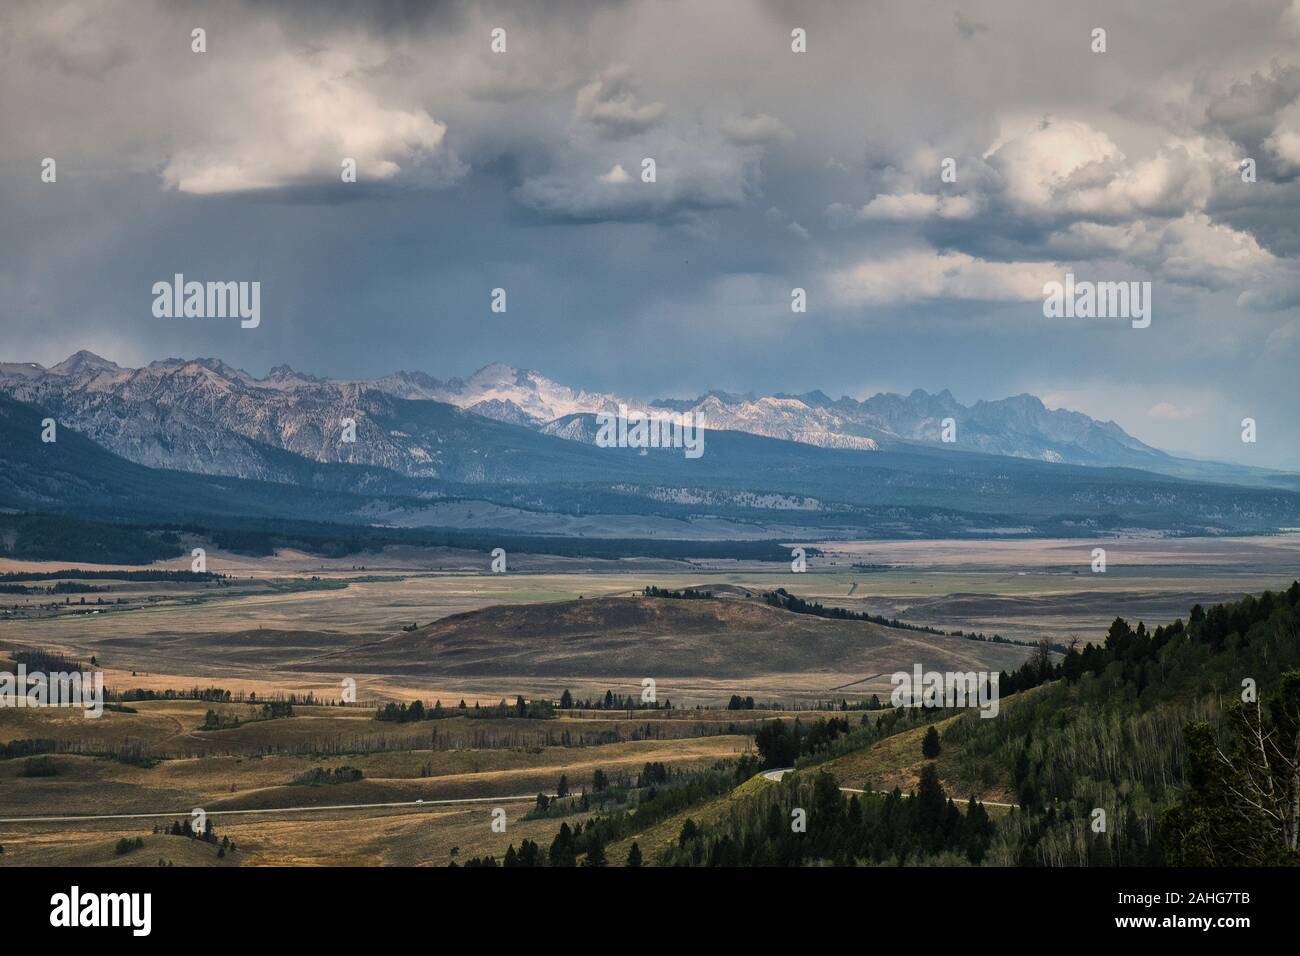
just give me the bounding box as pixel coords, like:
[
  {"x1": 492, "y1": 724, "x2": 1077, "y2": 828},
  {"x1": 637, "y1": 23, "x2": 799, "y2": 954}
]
[{"x1": 1, "y1": 0, "x2": 1299, "y2": 467}]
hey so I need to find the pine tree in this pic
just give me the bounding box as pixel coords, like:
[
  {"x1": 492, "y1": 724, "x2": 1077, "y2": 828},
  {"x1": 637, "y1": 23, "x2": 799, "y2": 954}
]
[
  {"x1": 914, "y1": 763, "x2": 948, "y2": 853},
  {"x1": 678, "y1": 818, "x2": 699, "y2": 848},
  {"x1": 518, "y1": 839, "x2": 541, "y2": 866},
  {"x1": 549, "y1": 823, "x2": 577, "y2": 867},
  {"x1": 626, "y1": 841, "x2": 643, "y2": 867},
  {"x1": 962, "y1": 797, "x2": 993, "y2": 864},
  {"x1": 922, "y1": 725, "x2": 941, "y2": 759},
  {"x1": 583, "y1": 836, "x2": 608, "y2": 867}
]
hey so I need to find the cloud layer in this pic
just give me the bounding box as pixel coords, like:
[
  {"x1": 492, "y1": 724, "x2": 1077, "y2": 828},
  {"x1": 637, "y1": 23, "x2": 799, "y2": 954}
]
[{"x1": 2, "y1": 0, "x2": 1299, "y2": 467}]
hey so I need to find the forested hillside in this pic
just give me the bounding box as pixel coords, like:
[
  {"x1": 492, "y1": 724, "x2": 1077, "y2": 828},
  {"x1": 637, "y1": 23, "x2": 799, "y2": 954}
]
[{"x1": 660, "y1": 583, "x2": 1300, "y2": 866}]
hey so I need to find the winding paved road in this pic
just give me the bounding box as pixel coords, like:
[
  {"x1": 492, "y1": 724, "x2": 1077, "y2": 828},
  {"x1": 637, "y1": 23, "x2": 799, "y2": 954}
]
[
  {"x1": 1, "y1": 771, "x2": 1018, "y2": 826},
  {"x1": 0, "y1": 793, "x2": 544, "y2": 825}
]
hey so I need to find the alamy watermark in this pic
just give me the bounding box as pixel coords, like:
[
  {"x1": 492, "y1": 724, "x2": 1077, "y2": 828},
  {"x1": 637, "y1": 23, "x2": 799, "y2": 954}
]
[
  {"x1": 890, "y1": 665, "x2": 1000, "y2": 718},
  {"x1": 1042, "y1": 273, "x2": 1151, "y2": 329},
  {"x1": 152, "y1": 274, "x2": 260, "y2": 328},
  {"x1": 0, "y1": 665, "x2": 104, "y2": 718},
  {"x1": 594, "y1": 404, "x2": 705, "y2": 459},
  {"x1": 50, "y1": 886, "x2": 150, "y2": 936}
]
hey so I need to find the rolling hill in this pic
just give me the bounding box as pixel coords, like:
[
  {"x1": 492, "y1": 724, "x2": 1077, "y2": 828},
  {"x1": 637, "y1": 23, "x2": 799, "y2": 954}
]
[{"x1": 309, "y1": 594, "x2": 1037, "y2": 680}]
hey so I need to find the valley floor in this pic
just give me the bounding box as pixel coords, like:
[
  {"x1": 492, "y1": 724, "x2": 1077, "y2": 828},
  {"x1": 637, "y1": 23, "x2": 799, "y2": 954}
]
[{"x1": 1, "y1": 535, "x2": 1296, "y2": 865}]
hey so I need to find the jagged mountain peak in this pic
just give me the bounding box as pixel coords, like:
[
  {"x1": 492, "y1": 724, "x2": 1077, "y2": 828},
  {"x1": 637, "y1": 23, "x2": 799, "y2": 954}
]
[
  {"x1": 146, "y1": 355, "x2": 249, "y2": 378},
  {"x1": 469, "y1": 361, "x2": 527, "y2": 380},
  {"x1": 977, "y1": 392, "x2": 1046, "y2": 410},
  {"x1": 261, "y1": 363, "x2": 327, "y2": 388},
  {"x1": 51, "y1": 349, "x2": 122, "y2": 374},
  {"x1": 386, "y1": 362, "x2": 624, "y2": 426},
  {"x1": 895, "y1": 386, "x2": 960, "y2": 407},
  {"x1": 787, "y1": 389, "x2": 834, "y2": 407}
]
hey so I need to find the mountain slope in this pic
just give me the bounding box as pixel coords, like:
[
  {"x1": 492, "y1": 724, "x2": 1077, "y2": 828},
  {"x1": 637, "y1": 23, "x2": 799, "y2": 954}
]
[{"x1": 0, "y1": 392, "x2": 402, "y2": 523}]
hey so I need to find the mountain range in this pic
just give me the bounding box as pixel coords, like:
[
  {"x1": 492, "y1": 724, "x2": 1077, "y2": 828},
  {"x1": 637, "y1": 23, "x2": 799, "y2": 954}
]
[
  {"x1": 331, "y1": 359, "x2": 1170, "y2": 465},
  {"x1": 3, "y1": 350, "x2": 1300, "y2": 557},
  {"x1": 1, "y1": 351, "x2": 1283, "y2": 482}
]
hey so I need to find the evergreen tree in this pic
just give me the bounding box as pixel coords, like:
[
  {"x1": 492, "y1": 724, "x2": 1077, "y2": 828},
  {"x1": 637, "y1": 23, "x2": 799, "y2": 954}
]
[
  {"x1": 914, "y1": 763, "x2": 948, "y2": 853},
  {"x1": 583, "y1": 836, "x2": 608, "y2": 867},
  {"x1": 1163, "y1": 674, "x2": 1300, "y2": 866},
  {"x1": 549, "y1": 823, "x2": 577, "y2": 867},
  {"x1": 678, "y1": 818, "x2": 699, "y2": 848},
  {"x1": 962, "y1": 797, "x2": 994, "y2": 864},
  {"x1": 517, "y1": 839, "x2": 541, "y2": 867},
  {"x1": 921, "y1": 725, "x2": 941, "y2": 759},
  {"x1": 626, "y1": 841, "x2": 643, "y2": 867}
]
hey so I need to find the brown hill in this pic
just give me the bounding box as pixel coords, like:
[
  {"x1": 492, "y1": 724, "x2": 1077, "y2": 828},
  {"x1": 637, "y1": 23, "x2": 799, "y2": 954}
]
[{"x1": 311, "y1": 595, "x2": 1035, "y2": 681}]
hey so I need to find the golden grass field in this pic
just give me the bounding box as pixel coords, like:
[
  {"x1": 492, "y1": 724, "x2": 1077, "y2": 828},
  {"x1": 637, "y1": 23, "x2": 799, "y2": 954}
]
[
  {"x1": 0, "y1": 697, "x2": 760, "y2": 866},
  {"x1": 1, "y1": 535, "x2": 1295, "y2": 865}
]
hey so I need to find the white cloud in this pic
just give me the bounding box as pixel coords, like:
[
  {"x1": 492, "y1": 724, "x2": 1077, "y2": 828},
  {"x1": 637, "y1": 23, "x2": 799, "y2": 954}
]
[
  {"x1": 157, "y1": 48, "x2": 459, "y2": 195},
  {"x1": 598, "y1": 164, "x2": 631, "y2": 184},
  {"x1": 829, "y1": 250, "x2": 1058, "y2": 306},
  {"x1": 1239, "y1": 270, "x2": 1300, "y2": 311},
  {"x1": 574, "y1": 68, "x2": 665, "y2": 137},
  {"x1": 1158, "y1": 213, "x2": 1274, "y2": 287},
  {"x1": 1263, "y1": 97, "x2": 1300, "y2": 171},
  {"x1": 1147, "y1": 401, "x2": 1190, "y2": 420},
  {"x1": 1045, "y1": 220, "x2": 1156, "y2": 258},
  {"x1": 722, "y1": 113, "x2": 793, "y2": 145},
  {"x1": 987, "y1": 118, "x2": 1123, "y2": 213},
  {"x1": 1063, "y1": 141, "x2": 1220, "y2": 218},
  {"x1": 856, "y1": 192, "x2": 978, "y2": 221}
]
